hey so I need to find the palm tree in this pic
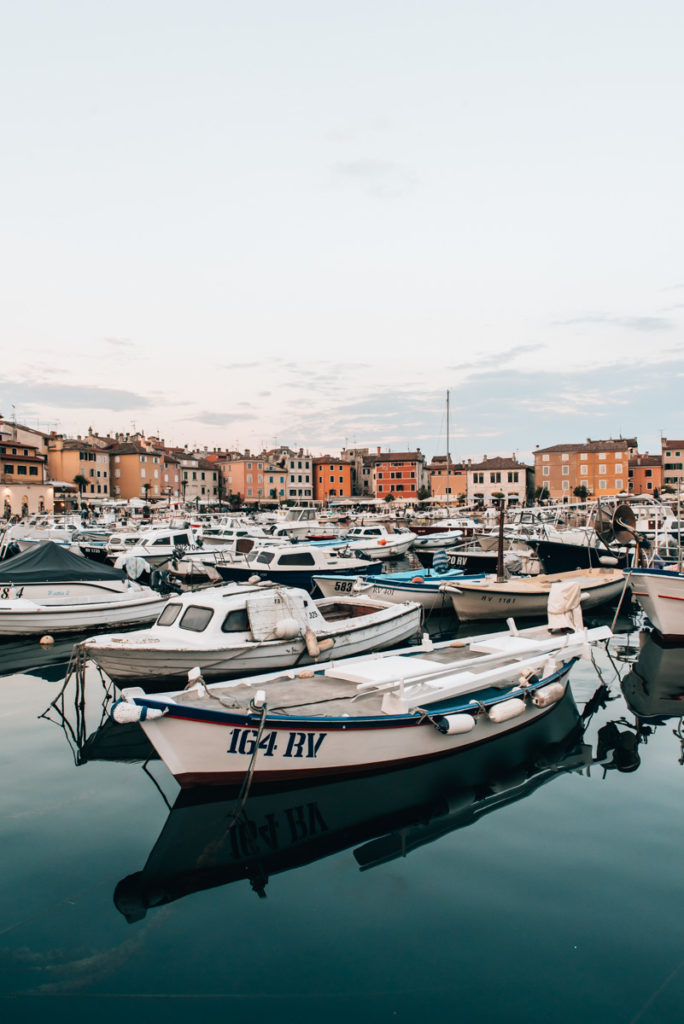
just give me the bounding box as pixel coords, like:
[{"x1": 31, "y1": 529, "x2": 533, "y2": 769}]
[{"x1": 73, "y1": 474, "x2": 89, "y2": 510}]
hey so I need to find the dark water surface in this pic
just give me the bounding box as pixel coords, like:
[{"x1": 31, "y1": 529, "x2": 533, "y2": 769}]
[{"x1": 1, "y1": 604, "x2": 684, "y2": 1023}]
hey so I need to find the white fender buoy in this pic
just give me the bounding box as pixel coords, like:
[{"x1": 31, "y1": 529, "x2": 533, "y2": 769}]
[
  {"x1": 317, "y1": 637, "x2": 335, "y2": 653},
  {"x1": 435, "y1": 713, "x2": 476, "y2": 735},
  {"x1": 274, "y1": 617, "x2": 301, "y2": 640},
  {"x1": 111, "y1": 699, "x2": 165, "y2": 724},
  {"x1": 488, "y1": 698, "x2": 526, "y2": 723},
  {"x1": 532, "y1": 682, "x2": 566, "y2": 708},
  {"x1": 305, "y1": 627, "x2": 320, "y2": 658}
]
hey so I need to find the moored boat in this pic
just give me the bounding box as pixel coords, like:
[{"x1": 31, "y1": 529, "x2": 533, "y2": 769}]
[
  {"x1": 628, "y1": 567, "x2": 684, "y2": 642},
  {"x1": 115, "y1": 617, "x2": 612, "y2": 786},
  {"x1": 83, "y1": 581, "x2": 422, "y2": 684},
  {"x1": 442, "y1": 568, "x2": 625, "y2": 622},
  {"x1": 0, "y1": 541, "x2": 166, "y2": 637}
]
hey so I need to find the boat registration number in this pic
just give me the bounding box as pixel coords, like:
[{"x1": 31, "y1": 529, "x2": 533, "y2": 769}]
[
  {"x1": 332, "y1": 580, "x2": 354, "y2": 592},
  {"x1": 0, "y1": 587, "x2": 24, "y2": 600},
  {"x1": 227, "y1": 728, "x2": 326, "y2": 759}
]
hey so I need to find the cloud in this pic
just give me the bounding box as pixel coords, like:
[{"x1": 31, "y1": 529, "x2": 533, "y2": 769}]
[
  {"x1": 332, "y1": 159, "x2": 418, "y2": 198},
  {"x1": 0, "y1": 380, "x2": 152, "y2": 411},
  {"x1": 447, "y1": 343, "x2": 545, "y2": 372},
  {"x1": 186, "y1": 410, "x2": 259, "y2": 426},
  {"x1": 103, "y1": 336, "x2": 135, "y2": 348},
  {"x1": 552, "y1": 314, "x2": 675, "y2": 331}
]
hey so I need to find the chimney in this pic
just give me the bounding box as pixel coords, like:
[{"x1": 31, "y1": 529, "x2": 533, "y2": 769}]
[{"x1": 377, "y1": 446, "x2": 381, "y2": 455}]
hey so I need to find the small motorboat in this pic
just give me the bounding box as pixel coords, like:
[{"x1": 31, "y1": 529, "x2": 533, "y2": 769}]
[
  {"x1": 83, "y1": 581, "x2": 422, "y2": 684},
  {"x1": 441, "y1": 568, "x2": 626, "y2": 622},
  {"x1": 113, "y1": 601, "x2": 612, "y2": 786},
  {"x1": 312, "y1": 567, "x2": 485, "y2": 613},
  {"x1": 0, "y1": 541, "x2": 166, "y2": 637}
]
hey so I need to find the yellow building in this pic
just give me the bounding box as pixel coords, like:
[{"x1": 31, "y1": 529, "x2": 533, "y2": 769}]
[{"x1": 47, "y1": 438, "x2": 111, "y2": 501}]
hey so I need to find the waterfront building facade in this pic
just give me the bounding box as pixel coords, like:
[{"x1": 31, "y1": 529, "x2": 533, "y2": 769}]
[
  {"x1": 1, "y1": 416, "x2": 53, "y2": 516},
  {"x1": 427, "y1": 455, "x2": 468, "y2": 500},
  {"x1": 466, "y1": 456, "x2": 532, "y2": 506},
  {"x1": 313, "y1": 457, "x2": 352, "y2": 502},
  {"x1": 629, "y1": 453, "x2": 662, "y2": 495},
  {"x1": 368, "y1": 449, "x2": 427, "y2": 501},
  {"x1": 534, "y1": 439, "x2": 636, "y2": 502},
  {"x1": 661, "y1": 438, "x2": 684, "y2": 493}
]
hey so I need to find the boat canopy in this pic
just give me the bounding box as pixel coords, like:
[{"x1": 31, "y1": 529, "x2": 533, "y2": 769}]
[{"x1": 0, "y1": 541, "x2": 126, "y2": 584}]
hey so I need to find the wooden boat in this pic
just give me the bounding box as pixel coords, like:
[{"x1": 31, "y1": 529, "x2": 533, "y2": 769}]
[
  {"x1": 83, "y1": 581, "x2": 422, "y2": 685},
  {"x1": 0, "y1": 541, "x2": 166, "y2": 637},
  {"x1": 312, "y1": 567, "x2": 485, "y2": 612},
  {"x1": 628, "y1": 567, "x2": 684, "y2": 641},
  {"x1": 442, "y1": 568, "x2": 625, "y2": 622},
  {"x1": 114, "y1": 691, "x2": 585, "y2": 916},
  {"x1": 114, "y1": 619, "x2": 612, "y2": 786}
]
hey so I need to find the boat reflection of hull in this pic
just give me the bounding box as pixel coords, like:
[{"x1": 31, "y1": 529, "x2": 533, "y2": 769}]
[
  {"x1": 621, "y1": 632, "x2": 684, "y2": 721},
  {"x1": 115, "y1": 687, "x2": 584, "y2": 920}
]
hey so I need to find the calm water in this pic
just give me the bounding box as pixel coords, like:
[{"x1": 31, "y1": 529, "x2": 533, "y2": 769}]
[{"x1": 1, "y1": 600, "x2": 684, "y2": 1023}]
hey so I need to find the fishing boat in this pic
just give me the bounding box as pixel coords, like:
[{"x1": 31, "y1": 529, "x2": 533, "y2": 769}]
[
  {"x1": 114, "y1": 610, "x2": 611, "y2": 786},
  {"x1": 82, "y1": 582, "x2": 422, "y2": 685},
  {"x1": 442, "y1": 568, "x2": 625, "y2": 622},
  {"x1": 312, "y1": 567, "x2": 485, "y2": 613},
  {"x1": 0, "y1": 541, "x2": 166, "y2": 637},
  {"x1": 113, "y1": 690, "x2": 586, "y2": 915},
  {"x1": 628, "y1": 567, "x2": 684, "y2": 641}
]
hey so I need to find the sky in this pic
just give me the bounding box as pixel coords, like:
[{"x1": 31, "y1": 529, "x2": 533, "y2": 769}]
[{"x1": 2, "y1": 1, "x2": 684, "y2": 464}]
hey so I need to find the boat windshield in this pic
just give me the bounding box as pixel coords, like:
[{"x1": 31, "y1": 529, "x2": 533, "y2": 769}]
[
  {"x1": 255, "y1": 551, "x2": 275, "y2": 564},
  {"x1": 157, "y1": 603, "x2": 182, "y2": 626},
  {"x1": 178, "y1": 606, "x2": 214, "y2": 632}
]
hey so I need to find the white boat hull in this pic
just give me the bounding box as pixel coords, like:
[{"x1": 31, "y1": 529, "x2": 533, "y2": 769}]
[
  {"x1": 447, "y1": 571, "x2": 625, "y2": 622},
  {"x1": 629, "y1": 569, "x2": 684, "y2": 640},
  {"x1": 136, "y1": 667, "x2": 574, "y2": 786},
  {"x1": 314, "y1": 575, "x2": 454, "y2": 612},
  {"x1": 0, "y1": 594, "x2": 167, "y2": 636},
  {"x1": 86, "y1": 604, "x2": 423, "y2": 683}
]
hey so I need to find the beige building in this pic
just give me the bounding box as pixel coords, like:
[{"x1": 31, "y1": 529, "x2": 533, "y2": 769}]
[
  {"x1": 661, "y1": 438, "x2": 684, "y2": 493},
  {"x1": 1, "y1": 416, "x2": 53, "y2": 516},
  {"x1": 467, "y1": 456, "x2": 532, "y2": 506}
]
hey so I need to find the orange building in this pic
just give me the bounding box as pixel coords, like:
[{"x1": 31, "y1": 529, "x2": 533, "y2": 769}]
[
  {"x1": 427, "y1": 455, "x2": 467, "y2": 500},
  {"x1": 534, "y1": 438, "x2": 637, "y2": 502},
  {"x1": 369, "y1": 450, "x2": 427, "y2": 501},
  {"x1": 110, "y1": 443, "x2": 167, "y2": 500},
  {"x1": 313, "y1": 457, "x2": 352, "y2": 502},
  {"x1": 629, "y1": 454, "x2": 662, "y2": 495}
]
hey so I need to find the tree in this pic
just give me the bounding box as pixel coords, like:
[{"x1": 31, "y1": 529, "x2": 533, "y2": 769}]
[
  {"x1": 534, "y1": 486, "x2": 550, "y2": 503},
  {"x1": 417, "y1": 486, "x2": 430, "y2": 501},
  {"x1": 142, "y1": 482, "x2": 151, "y2": 502},
  {"x1": 72, "y1": 474, "x2": 89, "y2": 509},
  {"x1": 573, "y1": 485, "x2": 589, "y2": 500},
  {"x1": 384, "y1": 492, "x2": 395, "y2": 503}
]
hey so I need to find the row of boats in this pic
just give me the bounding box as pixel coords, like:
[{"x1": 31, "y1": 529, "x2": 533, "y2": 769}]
[
  {"x1": 34, "y1": 628, "x2": 683, "y2": 911},
  {"x1": 3, "y1": 497, "x2": 684, "y2": 792}
]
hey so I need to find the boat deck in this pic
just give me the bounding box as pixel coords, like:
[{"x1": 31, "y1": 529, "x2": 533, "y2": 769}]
[{"x1": 167, "y1": 624, "x2": 567, "y2": 719}]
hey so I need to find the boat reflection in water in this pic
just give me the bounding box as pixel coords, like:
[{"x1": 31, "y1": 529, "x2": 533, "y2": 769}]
[
  {"x1": 600, "y1": 630, "x2": 684, "y2": 771},
  {"x1": 114, "y1": 685, "x2": 591, "y2": 921}
]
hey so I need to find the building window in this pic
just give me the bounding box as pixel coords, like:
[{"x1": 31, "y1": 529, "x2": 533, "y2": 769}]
[
  {"x1": 542, "y1": 467, "x2": 549, "y2": 476},
  {"x1": 580, "y1": 465, "x2": 588, "y2": 475},
  {"x1": 599, "y1": 465, "x2": 606, "y2": 474},
  {"x1": 599, "y1": 479, "x2": 607, "y2": 489},
  {"x1": 562, "y1": 480, "x2": 569, "y2": 490},
  {"x1": 562, "y1": 466, "x2": 569, "y2": 475}
]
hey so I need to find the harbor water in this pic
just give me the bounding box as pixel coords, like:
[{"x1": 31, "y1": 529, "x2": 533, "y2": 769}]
[{"x1": 1, "y1": 602, "x2": 684, "y2": 1023}]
